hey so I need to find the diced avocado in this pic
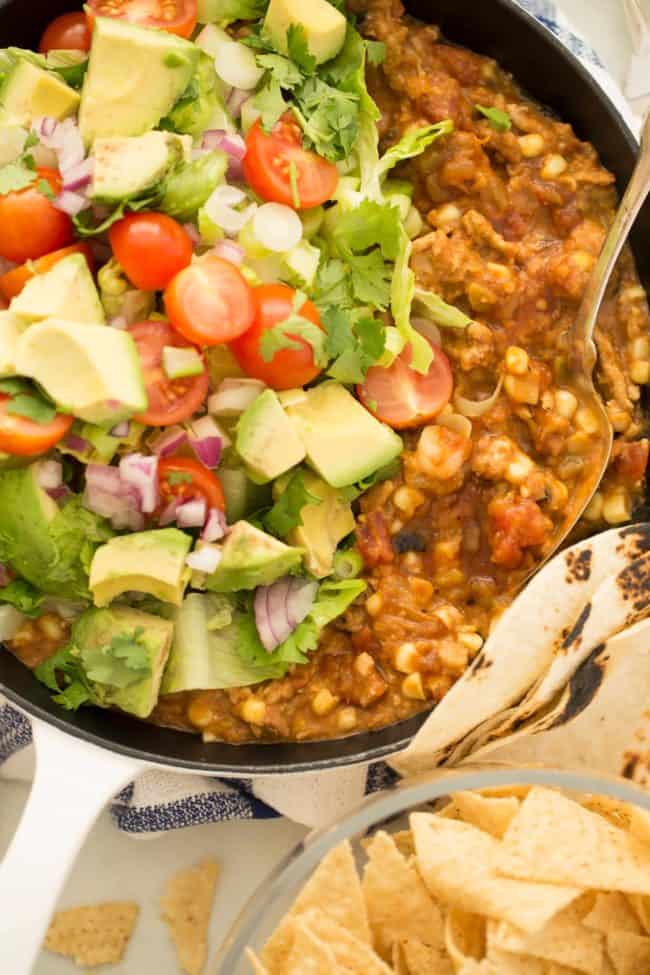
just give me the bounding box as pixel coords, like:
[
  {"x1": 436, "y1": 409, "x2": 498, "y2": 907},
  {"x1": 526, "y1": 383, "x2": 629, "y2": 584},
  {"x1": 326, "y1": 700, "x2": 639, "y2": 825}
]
[
  {"x1": 162, "y1": 345, "x2": 204, "y2": 380},
  {"x1": 277, "y1": 387, "x2": 307, "y2": 409},
  {"x1": 161, "y1": 592, "x2": 285, "y2": 694},
  {"x1": 0, "y1": 467, "x2": 113, "y2": 600},
  {"x1": 10, "y1": 254, "x2": 105, "y2": 325},
  {"x1": 90, "y1": 131, "x2": 184, "y2": 203},
  {"x1": 219, "y1": 467, "x2": 272, "y2": 523},
  {"x1": 236, "y1": 389, "x2": 306, "y2": 482},
  {"x1": 0, "y1": 123, "x2": 27, "y2": 166},
  {"x1": 79, "y1": 17, "x2": 199, "y2": 146},
  {"x1": 205, "y1": 520, "x2": 303, "y2": 592},
  {"x1": 287, "y1": 382, "x2": 403, "y2": 488},
  {"x1": 0, "y1": 310, "x2": 23, "y2": 377},
  {"x1": 279, "y1": 471, "x2": 354, "y2": 578},
  {"x1": 70, "y1": 605, "x2": 173, "y2": 718},
  {"x1": 263, "y1": 0, "x2": 347, "y2": 65},
  {"x1": 0, "y1": 60, "x2": 79, "y2": 125},
  {"x1": 90, "y1": 528, "x2": 192, "y2": 607},
  {"x1": 16, "y1": 320, "x2": 147, "y2": 425}
]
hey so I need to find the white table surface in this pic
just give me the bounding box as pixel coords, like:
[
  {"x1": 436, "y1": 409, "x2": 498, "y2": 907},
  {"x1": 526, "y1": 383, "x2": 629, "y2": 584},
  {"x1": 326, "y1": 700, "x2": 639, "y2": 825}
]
[{"x1": 1, "y1": 3, "x2": 648, "y2": 972}]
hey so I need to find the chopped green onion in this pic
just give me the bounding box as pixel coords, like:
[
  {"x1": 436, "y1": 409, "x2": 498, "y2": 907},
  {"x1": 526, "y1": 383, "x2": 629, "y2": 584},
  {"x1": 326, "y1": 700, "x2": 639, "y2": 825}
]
[{"x1": 333, "y1": 548, "x2": 363, "y2": 580}]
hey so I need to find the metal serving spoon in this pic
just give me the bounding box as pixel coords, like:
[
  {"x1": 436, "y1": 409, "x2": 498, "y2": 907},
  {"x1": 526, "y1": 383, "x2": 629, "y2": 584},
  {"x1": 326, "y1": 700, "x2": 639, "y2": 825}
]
[{"x1": 542, "y1": 110, "x2": 650, "y2": 565}]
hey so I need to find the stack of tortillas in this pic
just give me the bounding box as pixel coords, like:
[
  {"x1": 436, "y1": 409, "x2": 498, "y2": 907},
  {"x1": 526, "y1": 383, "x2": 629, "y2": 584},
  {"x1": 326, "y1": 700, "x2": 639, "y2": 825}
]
[{"x1": 391, "y1": 524, "x2": 650, "y2": 783}]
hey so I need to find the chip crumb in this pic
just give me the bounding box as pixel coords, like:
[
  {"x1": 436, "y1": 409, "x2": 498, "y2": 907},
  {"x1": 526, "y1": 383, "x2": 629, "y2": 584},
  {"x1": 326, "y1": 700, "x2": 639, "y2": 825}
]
[
  {"x1": 160, "y1": 858, "x2": 219, "y2": 975},
  {"x1": 44, "y1": 901, "x2": 139, "y2": 968}
]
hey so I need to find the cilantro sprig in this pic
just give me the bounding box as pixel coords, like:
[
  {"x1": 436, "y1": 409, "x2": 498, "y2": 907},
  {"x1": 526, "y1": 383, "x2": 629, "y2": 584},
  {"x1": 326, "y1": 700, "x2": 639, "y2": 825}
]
[{"x1": 264, "y1": 468, "x2": 322, "y2": 537}]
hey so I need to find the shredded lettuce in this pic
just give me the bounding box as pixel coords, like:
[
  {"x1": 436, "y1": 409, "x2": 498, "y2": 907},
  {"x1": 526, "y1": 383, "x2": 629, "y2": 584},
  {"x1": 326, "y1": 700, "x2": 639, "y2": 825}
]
[
  {"x1": 361, "y1": 119, "x2": 454, "y2": 203},
  {"x1": 159, "y1": 151, "x2": 228, "y2": 221},
  {"x1": 414, "y1": 287, "x2": 472, "y2": 329},
  {"x1": 0, "y1": 579, "x2": 44, "y2": 617},
  {"x1": 197, "y1": 0, "x2": 268, "y2": 25},
  {"x1": 391, "y1": 227, "x2": 433, "y2": 374}
]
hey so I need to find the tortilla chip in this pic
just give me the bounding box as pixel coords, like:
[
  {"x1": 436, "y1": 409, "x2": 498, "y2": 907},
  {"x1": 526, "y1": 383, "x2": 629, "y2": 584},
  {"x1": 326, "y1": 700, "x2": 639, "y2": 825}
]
[
  {"x1": 499, "y1": 787, "x2": 650, "y2": 895},
  {"x1": 290, "y1": 840, "x2": 370, "y2": 944},
  {"x1": 628, "y1": 804, "x2": 650, "y2": 847},
  {"x1": 582, "y1": 892, "x2": 642, "y2": 935},
  {"x1": 444, "y1": 908, "x2": 486, "y2": 969},
  {"x1": 362, "y1": 831, "x2": 444, "y2": 958},
  {"x1": 160, "y1": 858, "x2": 219, "y2": 975},
  {"x1": 44, "y1": 901, "x2": 139, "y2": 968},
  {"x1": 284, "y1": 919, "x2": 338, "y2": 974},
  {"x1": 487, "y1": 899, "x2": 603, "y2": 974},
  {"x1": 606, "y1": 929, "x2": 650, "y2": 975},
  {"x1": 628, "y1": 894, "x2": 650, "y2": 934},
  {"x1": 245, "y1": 948, "x2": 269, "y2": 974},
  {"x1": 411, "y1": 813, "x2": 580, "y2": 934},
  {"x1": 392, "y1": 942, "x2": 409, "y2": 975},
  {"x1": 298, "y1": 908, "x2": 393, "y2": 974},
  {"x1": 399, "y1": 938, "x2": 455, "y2": 974},
  {"x1": 484, "y1": 947, "x2": 545, "y2": 974},
  {"x1": 391, "y1": 829, "x2": 416, "y2": 858},
  {"x1": 452, "y1": 791, "x2": 520, "y2": 839}
]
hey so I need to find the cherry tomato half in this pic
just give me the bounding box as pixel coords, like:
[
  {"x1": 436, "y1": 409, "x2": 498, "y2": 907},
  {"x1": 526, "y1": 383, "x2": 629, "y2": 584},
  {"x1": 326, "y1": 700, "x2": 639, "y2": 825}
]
[
  {"x1": 109, "y1": 212, "x2": 193, "y2": 292},
  {"x1": 0, "y1": 169, "x2": 72, "y2": 264},
  {"x1": 357, "y1": 337, "x2": 453, "y2": 429},
  {"x1": 39, "y1": 12, "x2": 91, "y2": 52},
  {"x1": 230, "y1": 283, "x2": 323, "y2": 390},
  {"x1": 243, "y1": 116, "x2": 339, "y2": 210},
  {"x1": 158, "y1": 456, "x2": 225, "y2": 513},
  {"x1": 165, "y1": 255, "x2": 255, "y2": 347},
  {"x1": 0, "y1": 242, "x2": 94, "y2": 301},
  {"x1": 0, "y1": 395, "x2": 73, "y2": 456},
  {"x1": 129, "y1": 320, "x2": 209, "y2": 426},
  {"x1": 86, "y1": 0, "x2": 197, "y2": 38}
]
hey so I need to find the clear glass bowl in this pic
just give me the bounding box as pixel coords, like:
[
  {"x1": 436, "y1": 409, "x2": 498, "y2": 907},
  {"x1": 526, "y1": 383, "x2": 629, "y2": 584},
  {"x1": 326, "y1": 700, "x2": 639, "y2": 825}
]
[{"x1": 213, "y1": 764, "x2": 650, "y2": 974}]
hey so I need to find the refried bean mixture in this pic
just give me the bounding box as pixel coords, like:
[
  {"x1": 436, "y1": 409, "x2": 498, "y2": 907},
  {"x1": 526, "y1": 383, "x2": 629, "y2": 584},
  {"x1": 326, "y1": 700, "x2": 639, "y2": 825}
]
[{"x1": 8, "y1": 0, "x2": 649, "y2": 743}]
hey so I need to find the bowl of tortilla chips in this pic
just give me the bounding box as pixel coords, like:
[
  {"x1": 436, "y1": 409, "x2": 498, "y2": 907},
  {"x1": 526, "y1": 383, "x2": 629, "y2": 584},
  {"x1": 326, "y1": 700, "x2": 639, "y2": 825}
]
[{"x1": 214, "y1": 766, "x2": 650, "y2": 975}]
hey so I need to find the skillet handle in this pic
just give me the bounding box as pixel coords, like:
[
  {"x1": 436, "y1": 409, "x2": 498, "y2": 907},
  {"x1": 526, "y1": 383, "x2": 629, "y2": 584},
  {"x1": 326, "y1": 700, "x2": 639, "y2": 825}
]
[{"x1": 0, "y1": 717, "x2": 141, "y2": 975}]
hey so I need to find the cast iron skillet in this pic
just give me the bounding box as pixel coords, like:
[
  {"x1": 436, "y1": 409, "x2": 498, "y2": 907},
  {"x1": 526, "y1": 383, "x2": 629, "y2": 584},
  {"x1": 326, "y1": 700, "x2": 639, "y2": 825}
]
[{"x1": 0, "y1": 0, "x2": 648, "y2": 775}]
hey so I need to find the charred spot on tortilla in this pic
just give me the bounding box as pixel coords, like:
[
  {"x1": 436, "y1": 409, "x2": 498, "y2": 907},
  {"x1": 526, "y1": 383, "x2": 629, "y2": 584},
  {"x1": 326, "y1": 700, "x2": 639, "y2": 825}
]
[
  {"x1": 619, "y1": 522, "x2": 650, "y2": 558},
  {"x1": 616, "y1": 554, "x2": 650, "y2": 613},
  {"x1": 550, "y1": 643, "x2": 607, "y2": 727},
  {"x1": 565, "y1": 548, "x2": 592, "y2": 584},
  {"x1": 470, "y1": 650, "x2": 492, "y2": 672},
  {"x1": 393, "y1": 531, "x2": 427, "y2": 554},
  {"x1": 561, "y1": 602, "x2": 592, "y2": 650},
  {"x1": 621, "y1": 752, "x2": 641, "y2": 780}
]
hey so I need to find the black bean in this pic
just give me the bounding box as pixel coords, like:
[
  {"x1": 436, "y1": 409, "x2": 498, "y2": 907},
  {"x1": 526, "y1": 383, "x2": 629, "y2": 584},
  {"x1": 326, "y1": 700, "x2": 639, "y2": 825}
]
[{"x1": 393, "y1": 530, "x2": 426, "y2": 553}]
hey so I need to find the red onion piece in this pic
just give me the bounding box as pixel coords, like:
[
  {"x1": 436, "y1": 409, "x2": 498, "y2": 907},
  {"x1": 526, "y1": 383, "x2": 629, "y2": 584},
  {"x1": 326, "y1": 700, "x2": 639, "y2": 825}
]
[
  {"x1": 47, "y1": 484, "x2": 72, "y2": 502},
  {"x1": 64, "y1": 434, "x2": 91, "y2": 454},
  {"x1": 202, "y1": 507, "x2": 227, "y2": 542},
  {"x1": 266, "y1": 576, "x2": 293, "y2": 644},
  {"x1": 201, "y1": 130, "x2": 246, "y2": 181},
  {"x1": 286, "y1": 577, "x2": 319, "y2": 628},
  {"x1": 183, "y1": 222, "x2": 200, "y2": 245},
  {"x1": 119, "y1": 453, "x2": 159, "y2": 513},
  {"x1": 63, "y1": 157, "x2": 93, "y2": 192},
  {"x1": 188, "y1": 415, "x2": 223, "y2": 468},
  {"x1": 150, "y1": 426, "x2": 188, "y2": 457},
  {"x1": 186, "y1": 544, "x2": 222, "y2": 573},
  {"x1": 254, "y1": 585, "x2": 277, "y2": 652},
  {"x1": 54, "y1": 190, "x2": 88, "y2": 216},
  {"x1": 83, "y1": 464, "x2": 145, "y2": 530},
  {"x1": 110, "y1": 420, "x2": 130, "y2": 438},
  {"x1": 210, "y1": 240, "x2": 244, "y2": 266},
  {"x1": 158, "y1": 498, "x2": 180, "y2": 527},
  {"x1": 36, "y1": 459, "x2": 63, "y2": 491},
  {"x1": 227, "y1": 88, "x2": 250, "y2": 118},
  {"x1": 176, "y1": 497, "x2": 207, "y2": 528},
  {"x1": 254, "y1": 576, "x2": 318, "y2": 651},
  {"x1": 109, "y1": 315, "x2": 127, "y2": 330}
]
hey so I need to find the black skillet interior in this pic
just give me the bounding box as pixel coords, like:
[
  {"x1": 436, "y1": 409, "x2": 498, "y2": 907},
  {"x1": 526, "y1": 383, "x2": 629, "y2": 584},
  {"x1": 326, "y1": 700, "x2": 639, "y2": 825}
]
[{"x1": 0, "y1": 0, "x2": 648, "y2": 774}]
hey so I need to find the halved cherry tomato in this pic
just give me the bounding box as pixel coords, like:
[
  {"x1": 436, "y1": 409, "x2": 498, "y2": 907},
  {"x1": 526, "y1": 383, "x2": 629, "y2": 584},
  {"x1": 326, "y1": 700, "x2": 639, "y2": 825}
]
[
  {"x1": 357, "y1": 338, "x2": 453, "y2": 429},
  {"x1": 158, "y1": 457, "x2": 225, "y2": 512},
  {"x1": 243, "y1": 116, "x2": 339, "y2": 210},
  {"x1": 129, "y1": 320, "x2": 209, "y2": 426},
  {"x1": 165, "y1": 255, "x2": 255, "y2": 347},
  {"x1": 0, "y1": 168, "x2": 72, "y2": 264},
  {"x1": 39, "y1": 12, "x2": 91, "y2": 52},
  {"x1": 0, "y1": 243, "x2": 94, "y2": 301},
  {"x1": 86, "y1": 0, "x2": 197, "y2": 37},
  {"x1": 109, "y1": 213, "x2": 193, "y2": 292},
  {"x1": 230, "y1": 283, "x2": 323, "y2": 390},
  {"x1": 0, "y1": 395, "x2": 73, "y2": 456}
]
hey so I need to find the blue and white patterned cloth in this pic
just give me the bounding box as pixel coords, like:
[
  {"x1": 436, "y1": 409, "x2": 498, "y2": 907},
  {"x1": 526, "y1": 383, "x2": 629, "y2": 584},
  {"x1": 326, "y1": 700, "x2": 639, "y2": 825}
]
[{"x1": 0, "y1": 2, "x2": 635, "y2": 832}]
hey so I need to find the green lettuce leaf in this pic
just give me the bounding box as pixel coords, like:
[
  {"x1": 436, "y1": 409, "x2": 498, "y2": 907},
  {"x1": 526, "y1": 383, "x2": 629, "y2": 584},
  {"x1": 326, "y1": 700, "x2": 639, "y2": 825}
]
[
  {"x1": 0, "y1": 47, "x2": 87, "y2": 89},
  {"x1": 159, "y1": 151, "x2": 227, "y2": 221},
  {"x1": 49, "y1": 496, "x2": 115, "y2": 593},
  {"x1": 413, "y1": 287, "x2": 472, "y2": 328},
  {"x1": 273, "y1": 578, "x2": 366, "y2": 663},
  {"x1": 0, "y1": 578, "x2": 44, "y2": 617},
  {"x1": 391, "y1": 227, "x2": 433, "y2": 374},
  {"x1": 360, "y1": 119, "x2": 453, "y2": 202},
  {"x1": 264, "y1": 469, "x2": 322, "y2": 538}
]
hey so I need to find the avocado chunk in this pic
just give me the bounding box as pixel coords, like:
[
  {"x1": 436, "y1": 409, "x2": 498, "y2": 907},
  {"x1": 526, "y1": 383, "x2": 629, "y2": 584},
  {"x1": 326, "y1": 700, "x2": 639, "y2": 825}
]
[
  {"x1": 70, "y1": 606, "x2": 174, "y2": 718},
  {"x1": 90, "y1": 528, "x2": 192, "y2": 607},
  {"x1": 16, "y1": 320, "x2": 147, "y2": 424},
  {"x1": 280, "y1": 471, "x2": 354, "y2": 578},
  {"x1": 263, "y1": 0, "x2": 347, "y2": 65},
  {"x1": 287, "y1": 382, "x2": 403, "y2": 488},
  {"x1": 205, "y1": 520, "x2": 303, "y2": 592},
  {"x1": 236, "y1": 389, "x2": 306, "y2": 482},
  {"x1": 79, "y1": 17, "x2": 199, "y2": 146},
  {"x1": 0, "y1": 122, "x2": 27, "y2": 166},
  {"x1": 220, "y1": 467, "x2": 272, "y2": 523},
  {"x1": 10, "y1": 254, "x2": 105, "y2": 325},
  {"x1": 0, "y1": 60, "x2": 80, "y2": 125},
  {"x1": 91, "y1": 131, "x2": 185, "y2": 203},
  {"x1": 0, "y1": 311, "x2": 23, "y2": 377},
  {"x1": 0, "y1": 467, "x2": 113, "y2": 600}
]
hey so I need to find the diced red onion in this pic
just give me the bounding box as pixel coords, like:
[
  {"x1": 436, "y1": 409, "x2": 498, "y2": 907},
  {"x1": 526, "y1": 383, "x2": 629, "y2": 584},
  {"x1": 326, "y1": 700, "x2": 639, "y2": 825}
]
[
  {"x1": 83, "y1": 464, "x2": 145, "y2": 530},
  {"x1": 109, "y1": 315, "x2": 127, "y2": 330},
  {"x1": 119, "y1": 453, "x2": 159, "y2": 513},
  {"x1": 202, "y1": 506, "x2": 227, "y2": 542},
  {"x1": 186, "y1": 543, "x2": 222, "y2": 573},
  {"x1": 0, "y1": 563, "x2": 11, "y2": 587},
  {"x1": 158, "y1": 498, "x2": 180, "y2": 527},
  {"x1": 38, "y1": 116, "x2": 57, "y2": 139},
  {"x1": 183, "y1": 222, "x2": 200, "y2": 245},
  {"x1": 64, "y1": 434, "x2": 91, "y2": 454},
  {"x1": 36, "y1": 459, "x2": 63, "y2": 491},
  {"x1": 210, "y1": 240, "x2": 244, "y2": 266},
  {"x1": 110, "y1": 420, "x2": 130, "y2": 438},
  {"x1": 150, "y1": 426, "x2": 188, "y2": 458},
  {"x1": 204, "y1": 184, "x2": 256, "y2": 236},
  {"x1": 254, "y1": 576, "x2": 318, "y2": 652},
  {"x1": 47, "y1": 484, "x2": 72, "y2": 502},
  {"x1": 227, "y1": 88, "x2": 250, "y2": 119},
  {"x1": 188, "y1": 415, "x2": 223, "y2": 467},
  {"x1": 208, "y1": 377, "x2": 265, "y2": 415},
  {"x1": 63, "y1": 157, "x2": 93, "y2": 193},
  {"x1": 54, "y1": 190, "x2": 88, "y2": 216},
  {"x1": 286, "y1": 577, "x2": 319, "y2": 628},
  {"x1": 201, "y1": 130, "x2": 247, "y2": 182},
  {"x1": 176, "y1": 497, "x2": 207, "y2": 528},
  {"x1": 254, "y1": 585, "x2": 277, "y2": 652}
]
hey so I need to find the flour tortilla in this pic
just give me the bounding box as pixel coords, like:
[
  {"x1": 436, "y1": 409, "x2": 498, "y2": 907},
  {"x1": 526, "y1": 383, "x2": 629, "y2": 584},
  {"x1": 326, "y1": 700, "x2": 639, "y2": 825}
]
[{"x1": 391, "y1": 525, "x2": 650, "y2": 776}]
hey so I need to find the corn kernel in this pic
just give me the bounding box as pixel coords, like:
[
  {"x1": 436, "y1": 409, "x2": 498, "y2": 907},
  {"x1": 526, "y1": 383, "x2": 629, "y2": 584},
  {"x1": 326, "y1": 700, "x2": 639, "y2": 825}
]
[
  {"x1": 630, "y1": 336, "x2": 650, "y2": 360},
  {"x1": 311, "y1": 689, "x2": 338, "y2": 716},
  {"x1": 609, "y1": 409, "x2": 632, "y2": 433},
  {"x1": 434, "y1": 604, "x2": 463, "y2": 630},
  {"x1": 519, "y1": 133, "x2": 545, "y2": 157},
  {"x1": 547, "y1": 479, "x2": 569, "y2": 508},
  {"x1": 436, "y1": 568, "x2": 465, "y2": 587},
  {"x1": 504, "y1": 373, "x2": 540, "y2": 405},
  {"x1": 554, "y1": 389, "x2": 578, "y2": 419},
  {"x1": 409, "y1": 576, "x2": 434, "y2": 607},
  {"x1": 570, "y1": 250, "x2": 596, "y2": 272},
  {"x1": 486, "y1": 262, "x2": 514, "y2": 285},
  {"x1": 365, "y1": 593, "x2": 383, "y2": 616},
  {"x1": 394, "y1": 642, "x2": 419, "y2": 673},
  {"x1": 434, "y1": 539, "x2": 461, "y2": 563},
  {"x1": 402, "y1": 673, "x2": 426, "y2": 700},
  {"x1": 391, "y1": 519, "x2": 404, "y2": 533},
  {"x1": 431, "y1": 203, "x2": 462, "y2": 227},
  {"x1": 505, "y1": 345, "x2": 529, "y2": 376},
  {"x1": 426, "y1": 674, "x2": 453, "y2": 700},
  {"x1": 337, "y1": 707, "x2": 358, "y2": 732},
  {"x1": 187, "y1": 698, "x2": 214, "y2": 730},
  {"x1": 393, "y1": 485, "x2": 425, "y2": 516},
  {"x1": 567, "y1": 432, "x2": 592, "y2": 454},
  {"x1": 506, "y1": 457, "x2": 534, "y2": 484},
  {"x1": 541, "y1": 153, "x2": 568, "y2": 179},
  {"x1": 39, "y1": 615, "x2": 64, "y2": 640},
  {"x1": 403, "y1": 551, "x2": 423, "y2": 572},
  {"x1": 583, "y1": 492, "x2": 603, "y2": 522},
  {"x1": 630, "y1": 361, "x2": 650, "y2": 385},
  {"x1": 575, "y1": 407, "x2": 600, "y2": 435},
  {"x1": 354, "y1": 652, "x2": 375, "y2": 677},
  {"x1": 603, "y1": 491, "x2": 631, "y2": 526},
  {"x1": 437, "y1": 640, "x2": 470, "y2": 675},
  {"x1": 458, "y1": 631, "x2": 484, "y2": 654},
  {"x1": 622, "y1": 285, "x2": 647, "y2": 302},
  {"x1": 240, "y1": 698, "x2": 267, "y2": 725}
]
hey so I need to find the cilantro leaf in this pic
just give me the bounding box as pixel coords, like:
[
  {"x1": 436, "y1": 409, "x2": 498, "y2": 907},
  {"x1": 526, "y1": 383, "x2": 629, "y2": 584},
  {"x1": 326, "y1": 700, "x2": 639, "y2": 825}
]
[
  {"x1": 334, "y1": 199, "x2": 401, "y2": 261},
  {"x1": 84, "y1": 628, "x2": 151, "y2": 688},
  {"x1": 292, "y1": 78, "x2": 359, "y2": 161},
  {"x1": 253, "y1": 79, "x2": 288, "y2": 132},
  {"x1": 5, "y1": 393, "x2": 56, "y2": 424},
  {"x1": 264, "y1": 469, "x2": 322, "y2": 538},
  {"x1": 365, "y1": 40, "x2": 386, "y2": 65},
  {"x1": 259, "y1": 313, "x2": 328, "y2": 366},
  {"x1": 167, "y1": 471, "x2": 193, "y2": 486},
  {"x1": 0, "y1": 578, "x2": 44, "y2": 617},
  {"x1": 256, "y1": 51, "x2": 303, "y2": 89},
  {"x1": 475, "y1": 104, "x2": 512, "y2": 131},
  {"x1": 287, "y1": 24, "x2": 317, "y2": 75},
  {"x1": 0, "y1": 161, "x2": 35, "y2": 195},
  {"x1": 322, "y1": 308, "x2": 385, "y2": 383},
  {"x1": 314, "y1": 258, "x2": 354, "y2": 310},
  {"x1": 347, "y1": 250, "x2": 393, "y2": 308},
  {"x1": 72, "y1": 188, "x2": 160, "y2": 237},
  {"x1": 54, "y1": 681, "x2": 92, "y2": 711}
]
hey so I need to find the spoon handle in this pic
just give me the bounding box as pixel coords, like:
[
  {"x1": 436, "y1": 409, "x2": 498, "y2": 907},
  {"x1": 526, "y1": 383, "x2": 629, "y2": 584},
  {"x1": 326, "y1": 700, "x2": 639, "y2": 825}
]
[{"x1": 570, "y1": 112, "x2": 650, "y2": 374}]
